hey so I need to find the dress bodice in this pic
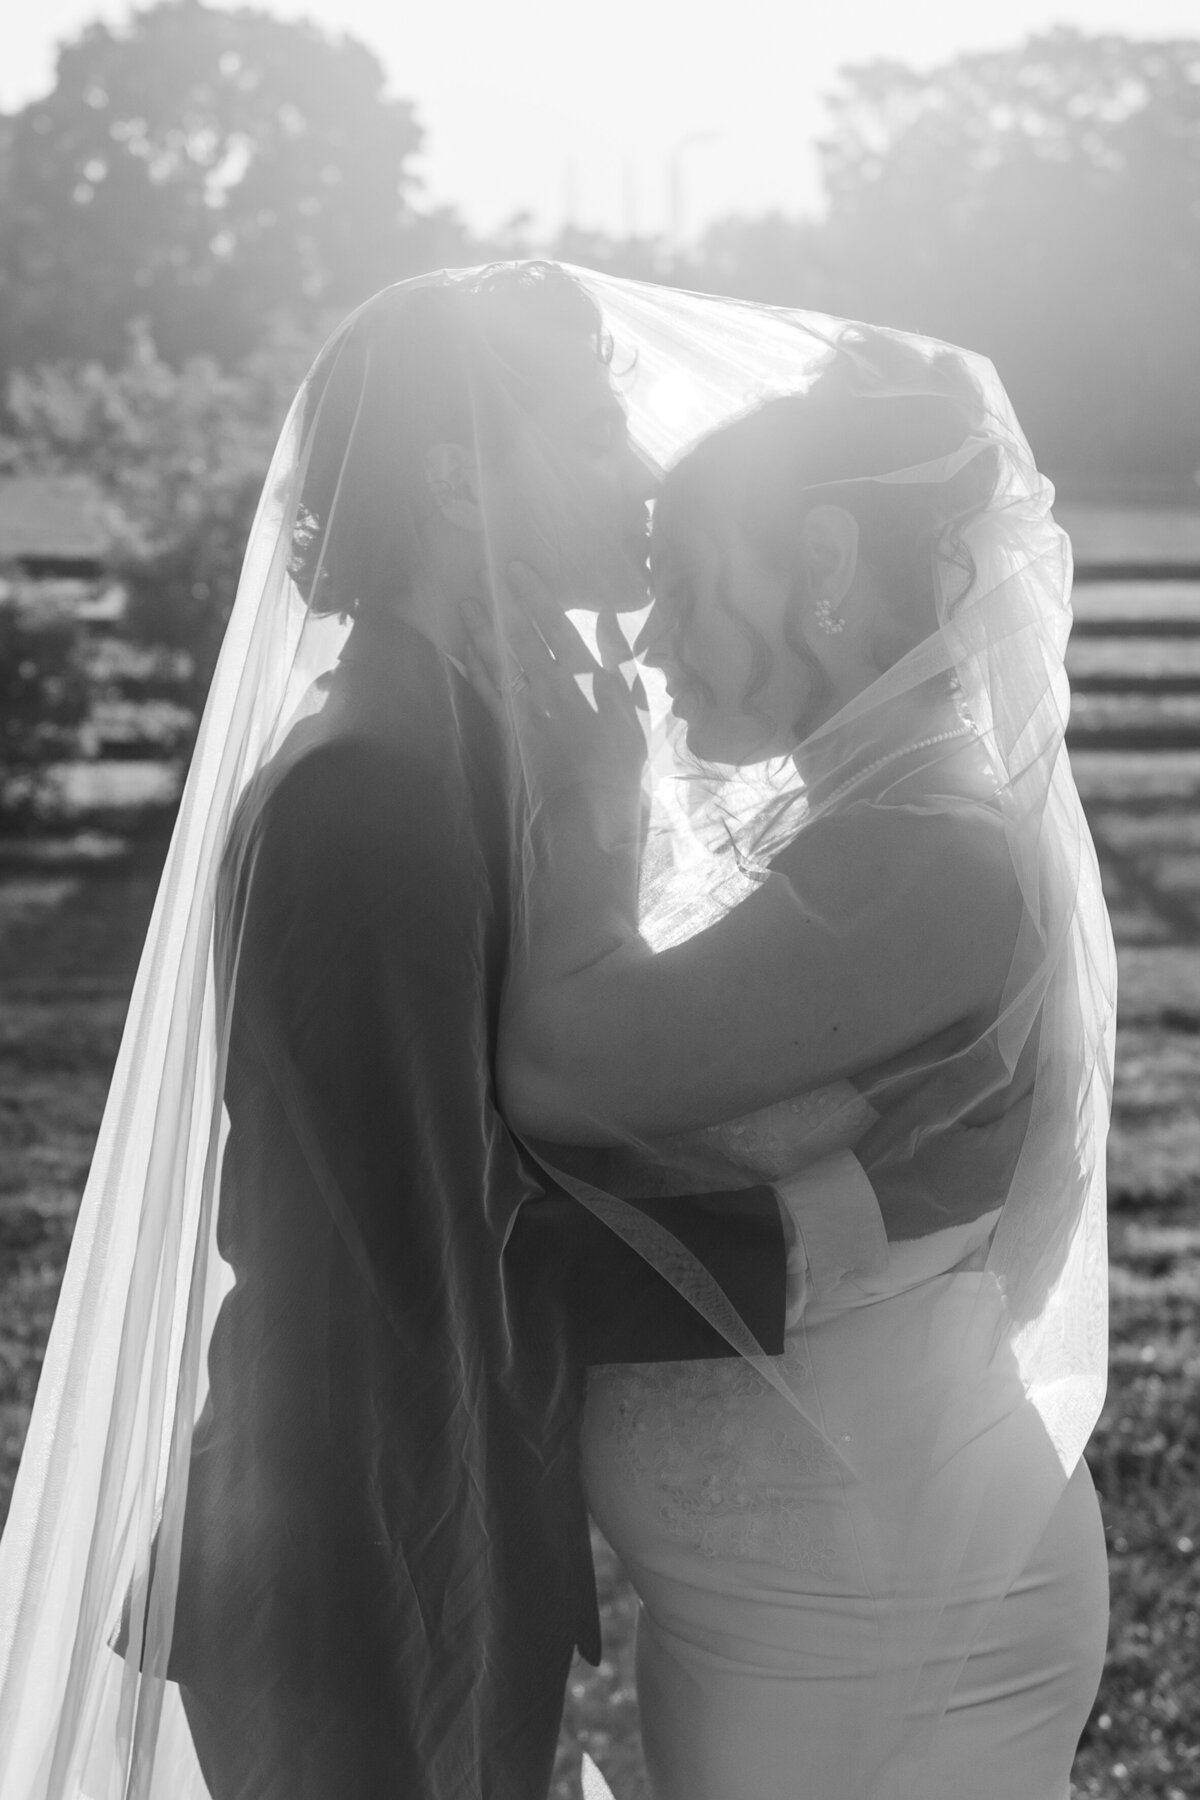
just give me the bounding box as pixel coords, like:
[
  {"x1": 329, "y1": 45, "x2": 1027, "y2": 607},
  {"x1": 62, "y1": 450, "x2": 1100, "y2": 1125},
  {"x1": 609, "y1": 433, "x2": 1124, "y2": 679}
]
[
  {"x1": 673, "y1": 1081, "x2": 885, "y2": 1329},
  {"x1": 584, "y1": 1079, "x2": 1005, "y2": 1581}
]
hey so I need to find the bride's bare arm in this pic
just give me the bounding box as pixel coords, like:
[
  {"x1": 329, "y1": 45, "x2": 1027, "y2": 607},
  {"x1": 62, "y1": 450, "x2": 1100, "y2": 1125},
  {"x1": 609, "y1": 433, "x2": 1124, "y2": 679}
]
[{"x1": 499, "y1": 803, "x2": 1022, "y2": 1145}]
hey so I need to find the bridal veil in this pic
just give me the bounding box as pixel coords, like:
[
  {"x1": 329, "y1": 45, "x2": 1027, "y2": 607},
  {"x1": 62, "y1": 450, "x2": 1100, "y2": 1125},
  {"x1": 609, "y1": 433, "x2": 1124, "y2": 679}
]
[{"x1": 0, "y1": 262, "x2": 1114, "y2": 1798}]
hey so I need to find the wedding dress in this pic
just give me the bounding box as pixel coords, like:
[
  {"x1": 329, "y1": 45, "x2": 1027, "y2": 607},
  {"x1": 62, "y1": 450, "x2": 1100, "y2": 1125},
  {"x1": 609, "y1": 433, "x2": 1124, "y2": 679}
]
[{"x1": 582, "y1": 1088, "x2": 1109, "y2": 1800}]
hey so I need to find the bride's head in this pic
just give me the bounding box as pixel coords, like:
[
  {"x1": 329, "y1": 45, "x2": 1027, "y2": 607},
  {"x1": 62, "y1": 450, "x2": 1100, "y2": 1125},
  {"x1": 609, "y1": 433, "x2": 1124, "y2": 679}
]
[
  {"x1": 290, "y1": 263, "x2": 656, "y2": 629},
  {"x1": 640, "y1": 333, "x2": 1000, "y2": 766}
]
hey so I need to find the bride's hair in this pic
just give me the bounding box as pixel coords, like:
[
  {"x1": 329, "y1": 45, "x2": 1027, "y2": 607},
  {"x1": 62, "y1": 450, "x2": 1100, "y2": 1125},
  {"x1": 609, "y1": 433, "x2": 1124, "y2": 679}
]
[
  {"x1": 290, "y1": 263, "x2": 610, "y2": 619},
  {"x1": 656, "y1": 330, "x2": 1002, "y2": 701}
]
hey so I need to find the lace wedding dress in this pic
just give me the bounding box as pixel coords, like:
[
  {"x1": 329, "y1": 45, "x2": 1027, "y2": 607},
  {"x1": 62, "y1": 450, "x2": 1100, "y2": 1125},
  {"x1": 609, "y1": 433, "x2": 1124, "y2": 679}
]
[{"x1": 581, "y1": 1085, "x2": 1109, "y2": 1800}]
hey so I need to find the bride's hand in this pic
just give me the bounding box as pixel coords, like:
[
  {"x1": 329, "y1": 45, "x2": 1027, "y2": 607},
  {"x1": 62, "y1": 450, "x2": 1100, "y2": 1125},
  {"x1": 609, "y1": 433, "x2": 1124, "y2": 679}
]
[{"x1": 465, "y1": 561, "x2": 648, "y2": 816}]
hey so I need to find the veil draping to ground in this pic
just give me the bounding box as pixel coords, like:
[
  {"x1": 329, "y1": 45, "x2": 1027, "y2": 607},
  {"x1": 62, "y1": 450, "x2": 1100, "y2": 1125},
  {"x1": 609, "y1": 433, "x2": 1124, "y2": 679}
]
[{"x1": 0, "y1": 263, "x2": 1114, "y2": 1799}]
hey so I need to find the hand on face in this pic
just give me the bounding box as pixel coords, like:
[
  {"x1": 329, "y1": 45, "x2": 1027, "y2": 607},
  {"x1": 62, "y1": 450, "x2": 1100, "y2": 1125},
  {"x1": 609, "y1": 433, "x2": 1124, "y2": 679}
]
[{"x1": 462, "y1": 561, "x2": 648, "y2": 816}]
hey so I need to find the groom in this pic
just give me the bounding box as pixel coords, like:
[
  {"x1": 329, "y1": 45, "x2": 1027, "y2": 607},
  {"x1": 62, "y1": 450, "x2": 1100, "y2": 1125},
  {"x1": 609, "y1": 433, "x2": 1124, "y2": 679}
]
[{"x1": 169, "y1": 265, "x2": 788, "y2": 1800}]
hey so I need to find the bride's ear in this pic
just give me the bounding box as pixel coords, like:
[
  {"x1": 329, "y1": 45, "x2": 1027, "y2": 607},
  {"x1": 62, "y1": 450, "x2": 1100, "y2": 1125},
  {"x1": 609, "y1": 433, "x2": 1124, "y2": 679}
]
[
  {"x1": 422, "y1": 442, "x2": 485, "y2": 531},
  {"x1": 801, "y1": 503, "x2": 860, "y2": 619}
]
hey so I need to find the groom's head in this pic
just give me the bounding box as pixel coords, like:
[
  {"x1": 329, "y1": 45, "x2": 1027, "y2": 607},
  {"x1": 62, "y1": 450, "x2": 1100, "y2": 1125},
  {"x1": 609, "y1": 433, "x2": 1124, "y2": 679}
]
[{"x1": 293, "y1": 263, "x2": 656, "y2": 621}]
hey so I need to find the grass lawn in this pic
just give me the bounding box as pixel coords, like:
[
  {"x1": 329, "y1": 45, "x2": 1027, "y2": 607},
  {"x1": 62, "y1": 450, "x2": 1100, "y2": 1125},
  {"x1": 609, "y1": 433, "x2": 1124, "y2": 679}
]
[{"x1": 1, "y1": 750, "x2": 1197, "y2": 1800}]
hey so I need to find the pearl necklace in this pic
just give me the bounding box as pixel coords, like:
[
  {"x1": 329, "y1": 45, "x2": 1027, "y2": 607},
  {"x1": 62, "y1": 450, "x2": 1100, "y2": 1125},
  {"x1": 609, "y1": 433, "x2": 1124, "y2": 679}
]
[{"x1": 808, "y1": 725, "x2": 976, "y2": 815}]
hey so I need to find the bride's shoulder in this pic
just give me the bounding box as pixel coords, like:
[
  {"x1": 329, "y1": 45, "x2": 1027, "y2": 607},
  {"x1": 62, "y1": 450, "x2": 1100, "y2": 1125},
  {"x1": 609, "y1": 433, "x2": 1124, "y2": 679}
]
[
  {"x1": 768, "y1": 799, "x2": 1023, "y2": 1024},
  {"x1": 778, "y1": 795, "x2": 1014, "y2": 903},
  {"x1": 765, "y1": 800, "x2": 1022, "y2": 1035}
]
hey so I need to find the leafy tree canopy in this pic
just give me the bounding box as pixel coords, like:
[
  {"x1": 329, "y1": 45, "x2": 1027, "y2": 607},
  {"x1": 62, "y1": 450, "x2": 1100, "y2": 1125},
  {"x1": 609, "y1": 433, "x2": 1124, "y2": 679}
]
[
  {"x1": 823, "y1": 27, "x2": 1200, "y2": 232},
  {"x1": 0, "y1": 0, "x2": 465, "y2": 370},
  {"x1": 817, "y1": 28, "x2": 1200, "y2": 479},
  {"x1": 7, "y1": 316, "x2": 319, "y2": 701}
]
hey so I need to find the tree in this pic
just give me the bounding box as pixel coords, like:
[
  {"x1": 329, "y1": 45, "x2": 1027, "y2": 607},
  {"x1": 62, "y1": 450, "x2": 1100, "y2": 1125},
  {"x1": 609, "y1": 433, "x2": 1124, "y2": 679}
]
[
  {"x1": 0, "y1": 607, "x2": 92, "y2": 823},
  {"x1": 818, "y1": 28, "x2": 1200, "y2": 483},
  {"x1": 7, "y1": 316, "x2": 317, "y2": 707},
  {"x1": 0, "y1": 0, "x2": 467, "y2": 372}
]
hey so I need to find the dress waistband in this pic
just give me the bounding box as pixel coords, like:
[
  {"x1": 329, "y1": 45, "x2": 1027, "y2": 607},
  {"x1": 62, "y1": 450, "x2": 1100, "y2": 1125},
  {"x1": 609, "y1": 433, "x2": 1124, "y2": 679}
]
[{"x1": 776, "y1": 1152, "x2": 1003, "y2": 1323}]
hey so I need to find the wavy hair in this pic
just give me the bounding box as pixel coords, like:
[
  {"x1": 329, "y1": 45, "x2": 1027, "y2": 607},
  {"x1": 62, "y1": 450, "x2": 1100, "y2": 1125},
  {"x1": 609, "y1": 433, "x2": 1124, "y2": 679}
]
[{"x1": 654, "y1": 328, "x2": 1002, "y2": 749}]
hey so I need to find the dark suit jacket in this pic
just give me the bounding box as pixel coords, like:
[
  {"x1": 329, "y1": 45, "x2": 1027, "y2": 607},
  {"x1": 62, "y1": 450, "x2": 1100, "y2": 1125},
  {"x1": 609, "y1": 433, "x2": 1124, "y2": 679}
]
[{"x1": 170, "y1": 615, "x2": 785, "y2": 1799}]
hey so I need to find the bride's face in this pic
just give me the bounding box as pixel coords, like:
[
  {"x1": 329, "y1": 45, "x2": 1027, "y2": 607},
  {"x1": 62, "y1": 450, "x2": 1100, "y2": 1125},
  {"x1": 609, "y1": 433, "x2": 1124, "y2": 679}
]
[
  {"x1": 640, "y1": 510, "x2": 824, "y2": 764},
  {"x1": 641, "y1": 499, "x2": 888, "y2": 765}
]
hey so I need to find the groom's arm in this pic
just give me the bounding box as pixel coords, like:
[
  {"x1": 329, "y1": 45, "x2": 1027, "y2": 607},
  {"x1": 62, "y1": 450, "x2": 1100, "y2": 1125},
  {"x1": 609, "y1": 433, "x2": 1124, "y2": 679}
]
[{"x1": 505, "y1": 1183, "x2": 788, "y2": 1363}]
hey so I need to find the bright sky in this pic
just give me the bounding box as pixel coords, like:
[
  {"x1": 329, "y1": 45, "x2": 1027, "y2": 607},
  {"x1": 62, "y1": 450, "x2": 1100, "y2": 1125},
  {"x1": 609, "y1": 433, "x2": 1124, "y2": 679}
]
[{"x1": 4, "y1": 0, "x2": 1200, "y2": 239}]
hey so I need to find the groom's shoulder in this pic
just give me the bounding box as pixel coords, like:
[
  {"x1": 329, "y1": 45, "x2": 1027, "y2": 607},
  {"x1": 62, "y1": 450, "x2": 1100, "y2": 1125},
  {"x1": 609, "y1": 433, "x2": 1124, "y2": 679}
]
[{"x1": 243, "y1": 728, "x2": 467, "y2": 866}]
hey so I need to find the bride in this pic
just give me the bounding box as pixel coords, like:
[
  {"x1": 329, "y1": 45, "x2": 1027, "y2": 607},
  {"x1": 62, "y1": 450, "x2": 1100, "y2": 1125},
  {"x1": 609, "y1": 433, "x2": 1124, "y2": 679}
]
[{"x1": 491, "y1": 328, "x2": 1115, "y2": 1799}]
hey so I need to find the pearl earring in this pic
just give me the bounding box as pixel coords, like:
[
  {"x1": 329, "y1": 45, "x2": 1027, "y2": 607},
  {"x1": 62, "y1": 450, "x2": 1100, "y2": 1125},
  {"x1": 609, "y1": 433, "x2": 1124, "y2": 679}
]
[{"x1": 814, "y1": 593, "x2": 846, "y2": 636}]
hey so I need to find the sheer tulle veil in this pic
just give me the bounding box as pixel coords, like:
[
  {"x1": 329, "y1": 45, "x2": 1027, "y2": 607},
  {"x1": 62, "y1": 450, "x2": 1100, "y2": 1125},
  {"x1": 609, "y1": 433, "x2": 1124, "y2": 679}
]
[{"x1": 0, "y1": 263, "x2": 1114, "y2": 1798}]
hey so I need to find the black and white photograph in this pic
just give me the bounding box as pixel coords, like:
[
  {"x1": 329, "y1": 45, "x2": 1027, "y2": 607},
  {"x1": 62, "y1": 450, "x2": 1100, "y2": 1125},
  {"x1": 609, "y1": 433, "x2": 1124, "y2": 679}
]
[{"x1": 0, "y1": 3, "x2": 1198, "y2": 1796}]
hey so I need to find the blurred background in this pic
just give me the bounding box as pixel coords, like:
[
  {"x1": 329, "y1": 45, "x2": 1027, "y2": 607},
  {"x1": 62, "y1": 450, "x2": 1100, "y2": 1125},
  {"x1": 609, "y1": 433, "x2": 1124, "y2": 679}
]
[{"x1": 0, "y1": 4, "x2": 1198, "y2": 1798}]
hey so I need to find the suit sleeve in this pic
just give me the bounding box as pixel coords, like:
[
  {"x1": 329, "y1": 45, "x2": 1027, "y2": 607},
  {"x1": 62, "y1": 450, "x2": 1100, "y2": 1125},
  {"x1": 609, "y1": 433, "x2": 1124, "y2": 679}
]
[{"x1": 505, "y1": 1184, "x2": 788, "y2": 1363}]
